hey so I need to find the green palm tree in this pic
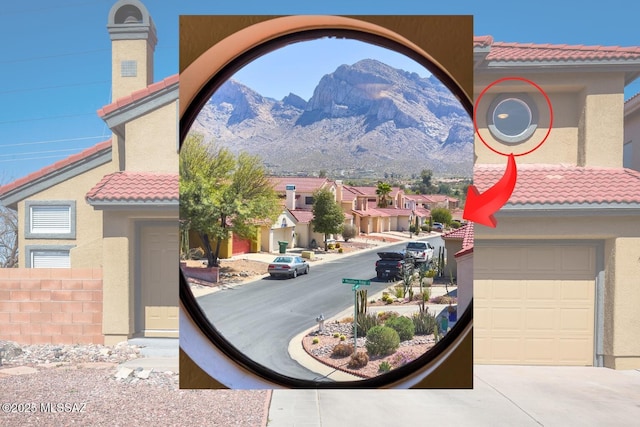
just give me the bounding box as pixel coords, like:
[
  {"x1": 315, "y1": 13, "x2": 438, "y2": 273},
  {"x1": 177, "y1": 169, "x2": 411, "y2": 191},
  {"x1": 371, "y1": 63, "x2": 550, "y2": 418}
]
[{"x1": 376, "y1": 182, "x2": 392, "y2": 208}]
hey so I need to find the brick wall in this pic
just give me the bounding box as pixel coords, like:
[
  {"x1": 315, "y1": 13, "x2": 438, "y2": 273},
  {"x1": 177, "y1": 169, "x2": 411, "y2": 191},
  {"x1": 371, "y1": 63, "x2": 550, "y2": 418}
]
[{"x1": 0, "y1": 268, "x2": 103, "y2": 345}]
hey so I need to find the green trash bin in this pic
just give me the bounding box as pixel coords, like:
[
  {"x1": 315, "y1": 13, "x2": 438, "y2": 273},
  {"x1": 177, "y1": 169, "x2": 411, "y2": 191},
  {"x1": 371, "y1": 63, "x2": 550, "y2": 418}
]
[{"x1": 278, "y1": 241, "x2": 288, "y2": 254}]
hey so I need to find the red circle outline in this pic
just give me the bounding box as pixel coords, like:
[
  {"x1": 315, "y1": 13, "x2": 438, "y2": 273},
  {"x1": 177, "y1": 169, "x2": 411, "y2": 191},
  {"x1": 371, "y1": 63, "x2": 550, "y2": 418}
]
[{"x1": 474, "y1": 77, "x2": 554, "y2": 157}]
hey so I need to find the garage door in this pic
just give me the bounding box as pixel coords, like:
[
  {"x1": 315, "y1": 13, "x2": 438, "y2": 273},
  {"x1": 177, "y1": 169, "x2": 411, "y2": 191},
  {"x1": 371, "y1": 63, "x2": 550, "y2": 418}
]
[
  {"x1": 140, "y1": 225, "x2": 179, "y2": 337},
  {"x1": 475, "y1": 243, "x2": 596, "y2": 366}
]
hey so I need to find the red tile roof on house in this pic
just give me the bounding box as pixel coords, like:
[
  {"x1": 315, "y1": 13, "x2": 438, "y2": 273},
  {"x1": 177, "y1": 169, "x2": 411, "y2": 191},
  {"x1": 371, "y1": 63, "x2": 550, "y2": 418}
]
[
  {"x1": 97, "y1": 74, "x2": 179, "y2": 117},
  {"x1": 474, "y1": 164, "x2": 640, "y2": 205},
  {"x1": 270, "y1": 177, "x2": 332, "y2": 193},
  {"x1": 443, "y1": 222, "x2": 474, "y2": 258},
  {"x1": 86, "y1": 171, "x2": 178, "y2": 204},
  {"x1": 475, "y1": 35, "x2": 640, "y2": 62},
  {"x1": 289, "y1": 209, "x2": 314, "y2": 224},
  {"x1": 0, "y1": 139, "x2": 112, "y2": 197}
]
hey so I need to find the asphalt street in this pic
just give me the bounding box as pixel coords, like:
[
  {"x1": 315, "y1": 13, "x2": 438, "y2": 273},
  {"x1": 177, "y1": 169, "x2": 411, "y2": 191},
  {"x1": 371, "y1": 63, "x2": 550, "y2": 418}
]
[{"x1": 196, "y1": 236, "x2": 443, "y2": 380}]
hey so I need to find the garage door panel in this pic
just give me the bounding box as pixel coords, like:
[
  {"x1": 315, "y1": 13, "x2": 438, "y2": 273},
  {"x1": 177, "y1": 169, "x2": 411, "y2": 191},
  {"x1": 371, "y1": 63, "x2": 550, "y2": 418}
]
[
  {"x1": 525, "y1": 308, "x2": 555, "y2": 330},
  {"x1": 475, "y1": 243, "x2": 596, "y2": 366}
]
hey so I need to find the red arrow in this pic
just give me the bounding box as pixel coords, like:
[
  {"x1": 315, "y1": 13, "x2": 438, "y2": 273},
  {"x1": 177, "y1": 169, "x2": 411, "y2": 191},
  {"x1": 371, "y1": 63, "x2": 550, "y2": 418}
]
[{"x1": 463, "y1": 154, "x2": 517, "y2": 228}]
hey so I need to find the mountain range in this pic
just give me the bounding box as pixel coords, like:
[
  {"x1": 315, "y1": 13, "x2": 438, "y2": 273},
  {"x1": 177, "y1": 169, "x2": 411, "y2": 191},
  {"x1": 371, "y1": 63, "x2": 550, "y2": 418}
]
[{"x1": 189, "y1": 59, "x2": 473, "y2": 178}]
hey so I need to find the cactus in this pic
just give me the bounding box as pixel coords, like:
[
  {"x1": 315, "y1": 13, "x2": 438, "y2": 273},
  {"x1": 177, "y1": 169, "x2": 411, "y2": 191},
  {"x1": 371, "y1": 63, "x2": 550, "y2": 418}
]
[{"x1": 356, "y1": 289, "x2": 368, "y2": 315}]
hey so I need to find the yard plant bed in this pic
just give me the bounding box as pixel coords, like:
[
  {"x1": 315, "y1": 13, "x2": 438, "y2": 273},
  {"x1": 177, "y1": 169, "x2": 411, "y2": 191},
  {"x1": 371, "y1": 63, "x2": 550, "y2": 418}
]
[{"x1": 302, "y1": 319, "x2": 436, "y2": 379}]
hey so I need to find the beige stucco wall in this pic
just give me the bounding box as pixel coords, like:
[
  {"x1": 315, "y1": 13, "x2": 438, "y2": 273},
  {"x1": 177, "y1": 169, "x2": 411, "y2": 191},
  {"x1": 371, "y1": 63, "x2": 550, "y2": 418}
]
[
  {"x1": 444, "y1": 239, "x2": 463, "y2": 276},
  {"x1": 456, "y1": 252, "x2": 473, "y2": 314},
  {"x1": 101, "y1": 208, "x2": 178, "y2": 345},
  {"x1": 17, "y1": 161, "x2": 114, "y2": 269},
  {"x1": 603, "y1": 237, "x2": 640, "y2": 369},
  {"x1": 125, "y1": 101, "x2": 178, "y2": 173},
  {"x1": 474, "y1": 73, "x2": 625, "y2": 167},
  {"x1": 624, "y1": 101, "x2": 640, "y2": 171},
  {"x1": 112, "y1": 38, "x2": 154, "y2": 101}
]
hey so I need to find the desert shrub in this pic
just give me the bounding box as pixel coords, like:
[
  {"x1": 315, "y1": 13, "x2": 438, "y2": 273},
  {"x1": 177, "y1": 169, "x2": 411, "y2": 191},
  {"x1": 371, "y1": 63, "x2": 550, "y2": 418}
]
[
  {"x1": 347, "y1": 351, "x2": 369, "y2": 369},
  {"x1": 384, "y1": 315, "x2": 415, "y2": 341},
  {"x1": 411, "y1": 311, "x2": 437, "y2": 335},
  {"x1": 377, "y1": 311, "x2": 399, "y2": 322},
  {"x1": 420, "y1": 224, "x2": 430, "y2": 232},
  {"x1": 390, "y1": 351, "x2": 414, "y2": 368},
  {"x1": 328, "y1": 243, "x2": 335, "y2": 250},
  {"x1": 341, "y1": 224, "x2": 357, "y2": 242},
  {"x1": 394, "y1": 285, "x2": 404, "y2": 299},
  {"x1": 339, "y1": 335, "x2": 346, "y2": 341},
  {"x1": 450, "y1": 220, "x2": 461, "y2": 229},
  {"x1": 312, "y1": 337, "x2": 319, "y2": 344},
  {"x1": 430, "y1": 295, "x2": 457, "y2": 305},
  {"x1": 340, "y1": 316, "x2": 354, "y2": 324},
  {"x1": 378, "y1": 361, "x2": 392, "y2": 373},
  {"x1": 335, "y1": 242, "x2": 341, "y2": 249},
  {"x1": 333, "y1": 332, "x2": 340, "y2": 338},
  {"x1": 365, "y1": 325, "x2": 400, "y2": 356},
  {"x1": 356, "y1": 313, "x2": 380, "y2": 337},
  {"x1": 332, "y1": 342, "x2": 354, "y2": 357},
  {"x1": 338, "y1": 247, "x2": 343, "y2": 253},
  {"x1": 188, "y1": 247, "x2": 205, "y2": 259}
]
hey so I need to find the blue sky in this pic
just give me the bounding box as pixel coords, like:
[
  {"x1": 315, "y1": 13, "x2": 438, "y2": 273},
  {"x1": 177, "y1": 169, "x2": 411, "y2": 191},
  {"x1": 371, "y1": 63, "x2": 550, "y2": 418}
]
[{"x1": 1, "y1": 0, "x2": 640, "y2": 182}]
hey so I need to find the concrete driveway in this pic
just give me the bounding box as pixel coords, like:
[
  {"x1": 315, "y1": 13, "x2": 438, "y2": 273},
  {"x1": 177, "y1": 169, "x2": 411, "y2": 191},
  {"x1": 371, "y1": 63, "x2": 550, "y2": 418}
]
[{"x1": 267, "y1": 365, "x2": 640, "y2": 426}]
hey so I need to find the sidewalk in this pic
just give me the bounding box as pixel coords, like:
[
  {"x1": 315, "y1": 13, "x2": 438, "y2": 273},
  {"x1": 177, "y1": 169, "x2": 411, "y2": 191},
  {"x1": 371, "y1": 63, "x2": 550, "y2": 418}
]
[{"x1": 267, "y1": 365, "x2": 640, "y2": 426}]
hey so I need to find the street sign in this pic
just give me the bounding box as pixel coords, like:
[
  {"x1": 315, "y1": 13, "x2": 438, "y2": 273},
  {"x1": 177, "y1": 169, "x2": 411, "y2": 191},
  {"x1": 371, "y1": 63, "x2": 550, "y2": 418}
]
[{"x1": 342, "y1": 278, "x2": 370, "y2": 286}]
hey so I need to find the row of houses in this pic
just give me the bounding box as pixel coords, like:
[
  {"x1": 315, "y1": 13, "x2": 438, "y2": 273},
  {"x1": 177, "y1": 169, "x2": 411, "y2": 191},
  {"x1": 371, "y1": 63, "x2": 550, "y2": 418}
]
[{"x1": 225, "y1": 176, "x2": 461, "y2": 257}]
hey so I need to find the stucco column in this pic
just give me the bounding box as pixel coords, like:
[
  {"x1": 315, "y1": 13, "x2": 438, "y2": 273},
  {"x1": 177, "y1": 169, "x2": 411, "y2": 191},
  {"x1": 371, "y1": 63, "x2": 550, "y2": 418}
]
[
  {"x1": 102, "y1": 213, "x2": 132, "y2": 345},
  {"x1": 578, "y1": 76, "x2": 624, "y2": 168},
  {"x1": 603, "y1": 237, "x2": 640, "y2": 369}
]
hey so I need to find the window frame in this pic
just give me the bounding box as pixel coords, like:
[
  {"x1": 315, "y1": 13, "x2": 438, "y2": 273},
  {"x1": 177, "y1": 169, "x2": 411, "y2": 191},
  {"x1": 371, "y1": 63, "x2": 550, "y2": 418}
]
[
  {"x1": 25, "y1": 200, "x2": 76, "y2": 239},
  {"x1": 487, "y1": 93, "x2": 539, "y2": 144},
  {"x1": 25, "y1": 245, "x2": 75, "y2": 268}
]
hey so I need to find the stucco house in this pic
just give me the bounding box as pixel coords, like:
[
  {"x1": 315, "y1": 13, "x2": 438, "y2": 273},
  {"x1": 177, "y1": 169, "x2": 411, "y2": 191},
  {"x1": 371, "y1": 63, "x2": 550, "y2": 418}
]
[
  {"x1": 624, "y1": 92, "x2": 640, "y2": 171},
  {"x1": 473, "y1": 36, "x2": 640, "y2": 369},
  {"x1": 0, "y1": 0, "x2": 179, "y2": 344},
  {"x1": 442, "y1": 222, "x2": 473, "y2": 314}
]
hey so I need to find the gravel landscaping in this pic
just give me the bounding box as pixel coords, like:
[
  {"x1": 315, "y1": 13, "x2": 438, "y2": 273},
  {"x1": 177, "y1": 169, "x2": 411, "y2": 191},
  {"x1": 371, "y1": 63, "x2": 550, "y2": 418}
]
[{"x1": 0, "y1": 340, "x2": 270, "y2": 426}]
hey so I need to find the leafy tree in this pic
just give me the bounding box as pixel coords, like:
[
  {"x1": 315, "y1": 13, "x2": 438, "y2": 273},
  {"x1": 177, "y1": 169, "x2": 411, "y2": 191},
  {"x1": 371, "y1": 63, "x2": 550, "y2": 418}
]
[
  {"x1": 180, "y1": 133, "x2": 280, "y2": 267},
  {"x1": 0, "y1": 206, "x2": 18, "y2": 268},
  {"x1": 430, "y1": 207, "x2": 452, "y2": 226},
  {"x1": 318, "y1": 170, "x2": 327, "y2": 178},
  {"x1": 376, "y1": 181, "x2": 392, "y2": 207},
  {"x1": 311, "y1": 188, "x2": 345, "y2": 251}
]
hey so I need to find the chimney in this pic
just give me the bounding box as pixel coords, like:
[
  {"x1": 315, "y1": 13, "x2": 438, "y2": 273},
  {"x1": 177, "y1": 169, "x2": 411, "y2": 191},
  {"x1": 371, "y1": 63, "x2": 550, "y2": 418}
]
[
  {"x1": 285, "y1": 184, "x2": 296, "y2": 210},
  {"x1": 335, "y1": 180, "x2": 343, "y2": 204}
]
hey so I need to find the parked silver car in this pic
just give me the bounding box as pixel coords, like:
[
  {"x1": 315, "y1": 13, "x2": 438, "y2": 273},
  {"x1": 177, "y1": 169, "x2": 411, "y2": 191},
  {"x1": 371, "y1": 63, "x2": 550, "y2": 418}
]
[{"x1": 268, "y1": 256, "x2": 309, "y2": 279}]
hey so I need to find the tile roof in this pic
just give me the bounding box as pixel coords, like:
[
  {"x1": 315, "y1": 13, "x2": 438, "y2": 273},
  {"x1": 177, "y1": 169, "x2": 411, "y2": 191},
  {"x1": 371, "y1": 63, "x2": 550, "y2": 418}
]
[
  {"x1": 85, "y1": 172, "x2": 178, "y2": 204},
  {"x1": 97, "y1": 74, "x2": 179, "y2": 117},
  {"x1": 0, "y1": 139, "x2": 112, "y2": 197},
  {"x1": 270, "y1": 177, "x2": 332, "y2": 193},
  {"x1": 289, "y1": 209, "x2": 314, "y2": 224},
  {"x1": 474, "y1": 35, "x2": 640, "y2": 62},
  {"x1": 443, "y1": 222, "x2": 474, "y2": 257},
  {"x1": 474, "y1": 164, "x2": 640, "y2": 205}
]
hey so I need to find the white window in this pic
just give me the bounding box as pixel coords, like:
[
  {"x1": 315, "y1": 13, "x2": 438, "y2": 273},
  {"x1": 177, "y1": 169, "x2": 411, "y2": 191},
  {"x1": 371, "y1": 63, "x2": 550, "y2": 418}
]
[
  {"x1": 487, "y1": 93, "x2": 538, "y2": 144},
  {"x1": 25, "y1": 201, "x2": 76, "y2": 239},
  {"x1": 31, "y1": 250, "x2": 71, "y2": 268}
]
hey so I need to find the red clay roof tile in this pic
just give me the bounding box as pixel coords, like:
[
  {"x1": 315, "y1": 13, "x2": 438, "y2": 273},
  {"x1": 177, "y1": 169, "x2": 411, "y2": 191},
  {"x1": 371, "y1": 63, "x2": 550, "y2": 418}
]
[
  {"x1": 0, "y1": 139, "x2": 112, "y2": 197},
  {"x1": 474, "y1": 36, "x2": 640, "y2": 62},
  {"x1": 443, "y1": 222, "x2": 474, "y2": 257},
  {"x1": 97, "y1": 74, "x2": 179, "y2": 117},
  {"x1": 85, "y1": 172, "x2": 178, "y2": 203},
  {"x1": 474, "y1": 164, "x2": 640, "y2": 204}
]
